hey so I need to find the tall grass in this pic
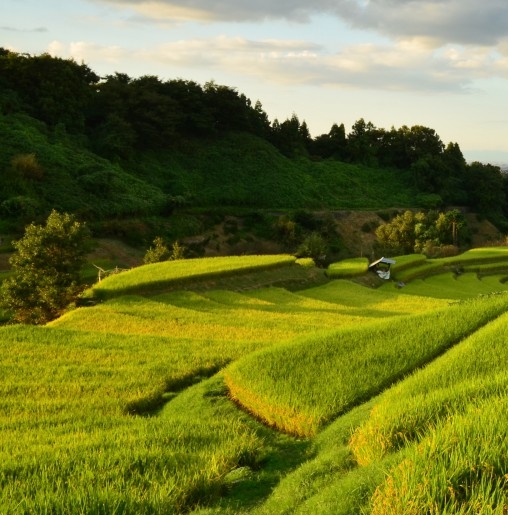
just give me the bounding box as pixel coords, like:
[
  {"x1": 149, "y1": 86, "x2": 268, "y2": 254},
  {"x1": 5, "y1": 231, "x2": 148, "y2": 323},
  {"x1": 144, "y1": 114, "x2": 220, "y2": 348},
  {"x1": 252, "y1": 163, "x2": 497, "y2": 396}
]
[
  {"x1": 6, "y1": 250, "x2": 508, "y2": 514},
  {"x1": 369, "y1": 397, "x2": 508, "y2": 515},
  {"x1": 299, "y1": 279, "x2": 447, "y2": 314},
  {"x1": 325, "y1": 257, "x2": 369, "y2": 278},
  {"x1": 350, "y1": 308, "x2": 508, "y2": 466},
  {"x1": 87, "y1": 255, "x2": 296, "y2": 299},
  {"x1": 225, "y1": 293, "x2": 508, "y2": 437},
  {"x1": 392, "y1": 247, "x2": 508, "y2": 282},
  {"x1": 0, "y1": 325, "x2": 268, "y2": 513},
  {"x1": 390, "y1": 272, "x2": 508, "y2": 300}
]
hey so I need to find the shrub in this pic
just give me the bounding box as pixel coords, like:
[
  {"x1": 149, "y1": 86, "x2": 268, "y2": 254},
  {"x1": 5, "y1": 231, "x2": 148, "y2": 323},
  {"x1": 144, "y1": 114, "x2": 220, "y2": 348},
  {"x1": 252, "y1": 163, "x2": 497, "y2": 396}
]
[
  {"x1": 0, "y1": 210, "x2": 91, "y2": 324},
  {"x1": 296, "y1": 232, "x2": 327, "y2": 265},
  {"x1": 144, "y1": 236, "x2": 171, "y2": 264},
  {"x1": 11, "y1": 153, "x2": 44, "y2": 180}
]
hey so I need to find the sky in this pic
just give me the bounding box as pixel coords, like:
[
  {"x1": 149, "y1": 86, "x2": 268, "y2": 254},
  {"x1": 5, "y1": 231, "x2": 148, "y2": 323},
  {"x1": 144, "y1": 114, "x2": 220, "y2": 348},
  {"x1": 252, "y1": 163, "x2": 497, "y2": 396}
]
[{"x1": 2, "y1": 0, "x2": 508, "y2": 163}]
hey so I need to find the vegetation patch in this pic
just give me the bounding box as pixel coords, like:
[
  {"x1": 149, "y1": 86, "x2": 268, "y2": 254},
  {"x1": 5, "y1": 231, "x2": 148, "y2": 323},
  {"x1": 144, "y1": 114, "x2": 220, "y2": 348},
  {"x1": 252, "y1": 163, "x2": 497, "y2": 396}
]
[
  {"x1": 224, "y1": 292, "x2": 508, "y2": 437},
  {"x1": 325, "y1": 257, "x2": 369, "y2": 278},
  {"x1": 86, "y1": 254, "x2": 296, "y2": 300}
]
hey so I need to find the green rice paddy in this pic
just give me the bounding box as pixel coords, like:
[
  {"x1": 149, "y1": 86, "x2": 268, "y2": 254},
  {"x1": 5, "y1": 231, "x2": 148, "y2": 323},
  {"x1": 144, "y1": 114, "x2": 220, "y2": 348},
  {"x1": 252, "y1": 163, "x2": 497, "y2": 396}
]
[{"x1": 2, "y1": 251, "x2": 508, "y2": 514}]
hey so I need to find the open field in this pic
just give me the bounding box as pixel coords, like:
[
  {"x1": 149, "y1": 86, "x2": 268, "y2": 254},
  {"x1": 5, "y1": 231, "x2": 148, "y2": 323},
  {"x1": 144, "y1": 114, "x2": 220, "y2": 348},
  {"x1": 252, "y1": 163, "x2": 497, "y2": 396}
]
[{"x1": 2, "y1": 252, "x2": 508, "y2": 514}]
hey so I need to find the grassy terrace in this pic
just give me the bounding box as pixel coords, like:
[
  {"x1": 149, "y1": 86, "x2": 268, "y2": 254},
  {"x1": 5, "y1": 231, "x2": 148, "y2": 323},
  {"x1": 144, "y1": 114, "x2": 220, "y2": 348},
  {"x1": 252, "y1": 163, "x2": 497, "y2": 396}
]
[
  {"x1": 325, "y1": 257, "x2": 369, "y2": 278},
  {"x1": 391, "y1": 246, "x2": 508, "y2": 282},
  {"x1": 2, "y1": 251, "x2": 508, "y2": 514},
  {"x1": 86, "y1": 254, "x2": 297, "y2": 300}
]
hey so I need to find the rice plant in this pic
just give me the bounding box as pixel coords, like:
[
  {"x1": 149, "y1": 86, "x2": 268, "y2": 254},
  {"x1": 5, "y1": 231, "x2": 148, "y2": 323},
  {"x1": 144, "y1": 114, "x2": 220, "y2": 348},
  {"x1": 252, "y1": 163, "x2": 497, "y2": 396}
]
[
  {"x1": 225, "y1": 292, "x2": 508, "y2": 437},
  {"x1": 87, "y1": 254, "x2": 296, "y2": 299},
  {"x1": 325, "y1": 257, "x2": 369, "y2": 278},
  {"x1": 350, "y1": 308, "x2": 508, "y2": 466},
  {"x1": 369, "y1": 397, "x2": 508, "y2": 515}
]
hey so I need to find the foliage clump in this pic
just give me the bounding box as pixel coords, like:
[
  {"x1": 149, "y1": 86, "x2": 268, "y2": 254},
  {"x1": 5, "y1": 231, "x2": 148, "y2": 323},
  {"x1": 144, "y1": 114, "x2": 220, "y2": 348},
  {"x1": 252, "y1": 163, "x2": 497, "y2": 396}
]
[
  {"x1": 143, "y1": 237, "x2": 187, "y2": 264},
  {"x1": 0, "y1": 210, "x2": 91, "y2": 324},
  {"x1": 375, "y1": 209, "x2": 468, "y2": 256}
]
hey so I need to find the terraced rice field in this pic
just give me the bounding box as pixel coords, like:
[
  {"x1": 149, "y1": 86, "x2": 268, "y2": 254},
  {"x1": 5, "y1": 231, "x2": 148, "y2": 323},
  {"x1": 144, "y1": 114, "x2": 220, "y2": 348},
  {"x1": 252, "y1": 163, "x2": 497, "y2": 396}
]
[{"x1": 2, "y1": 254, "x2": 508, "y2": 514}]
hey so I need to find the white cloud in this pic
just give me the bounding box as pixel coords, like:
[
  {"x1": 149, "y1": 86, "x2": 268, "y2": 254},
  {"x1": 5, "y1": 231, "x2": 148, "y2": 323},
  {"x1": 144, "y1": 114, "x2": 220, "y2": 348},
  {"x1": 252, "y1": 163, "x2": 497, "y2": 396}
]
[
  {"x1": 342, "y1": 0, "x2": 508, "y2": 47},
  {"x1": 0, "y1": 25, "x2": 48, "y2": 32},
  {"x1": 45, "y1": 35, "x2": 508, "y2": 91},
  {"x1": 93, "y1": 0, "x2": 508, "y2": 48}
]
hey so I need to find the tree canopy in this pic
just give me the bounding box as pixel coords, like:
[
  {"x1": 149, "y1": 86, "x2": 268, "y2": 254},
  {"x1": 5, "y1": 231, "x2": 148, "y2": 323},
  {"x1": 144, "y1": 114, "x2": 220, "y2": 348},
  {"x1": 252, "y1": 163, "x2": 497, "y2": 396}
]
[
  {"x1": 0, "y1": 210, "x2": 91, "y2": 324},
  {"x1": 375, "y1": 209, "x2": 469, "y2": 256},
  {"x1": 1, "y1": 47, "x2": 508, "y2": 228}
]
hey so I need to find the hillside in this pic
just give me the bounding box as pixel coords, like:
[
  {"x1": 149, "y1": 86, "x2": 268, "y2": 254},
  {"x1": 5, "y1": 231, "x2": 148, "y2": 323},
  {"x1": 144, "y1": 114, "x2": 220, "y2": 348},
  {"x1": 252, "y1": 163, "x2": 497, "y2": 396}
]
[
  {"x1": 2, "y1": 48, "x2": 508, "y2": 248},
  {"x1": 0, "y1": 112, "x2": 418, "y2": 224},
  {"x1": 2, "y1": 251, "x2": 508, "y2": 513}
]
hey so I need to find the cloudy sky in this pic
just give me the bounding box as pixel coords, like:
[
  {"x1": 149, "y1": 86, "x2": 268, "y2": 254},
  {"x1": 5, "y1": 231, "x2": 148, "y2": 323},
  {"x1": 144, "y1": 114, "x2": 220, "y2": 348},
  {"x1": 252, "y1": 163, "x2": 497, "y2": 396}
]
[{"x1": 3, "y1": 0, "x2": 508, "y2": 162}]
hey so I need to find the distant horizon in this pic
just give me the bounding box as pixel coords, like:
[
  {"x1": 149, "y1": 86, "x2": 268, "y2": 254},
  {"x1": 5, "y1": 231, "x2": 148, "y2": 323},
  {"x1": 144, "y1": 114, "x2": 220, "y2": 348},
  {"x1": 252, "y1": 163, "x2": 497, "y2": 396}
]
[{"x1": 463, "y1": 150, "x2": 508, "y2": 166}]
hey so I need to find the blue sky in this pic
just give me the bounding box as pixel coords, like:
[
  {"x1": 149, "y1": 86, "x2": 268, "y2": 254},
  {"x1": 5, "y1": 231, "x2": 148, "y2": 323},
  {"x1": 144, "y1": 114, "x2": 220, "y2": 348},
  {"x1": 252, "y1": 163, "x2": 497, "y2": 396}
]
[{"x1": 2, "y1": 0, "x2": 508, "y2": 162}]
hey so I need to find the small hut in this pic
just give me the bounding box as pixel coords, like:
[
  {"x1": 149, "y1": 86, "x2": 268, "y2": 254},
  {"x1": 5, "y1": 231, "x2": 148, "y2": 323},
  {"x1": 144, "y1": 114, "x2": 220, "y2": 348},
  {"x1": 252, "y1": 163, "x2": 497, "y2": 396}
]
[{"x1": 369, "y1": 257, "x2": 396, "y2": 280}]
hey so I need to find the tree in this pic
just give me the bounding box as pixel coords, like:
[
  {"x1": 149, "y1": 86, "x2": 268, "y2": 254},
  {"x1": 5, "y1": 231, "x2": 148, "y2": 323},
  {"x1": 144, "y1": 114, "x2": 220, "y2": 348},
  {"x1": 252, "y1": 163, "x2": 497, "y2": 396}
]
[
  {"x1": 0, "y1": 210, "x2": 91, "y2": 324},
  {"x1": 346, "y1": 118, "x2": 381, "y2": 165},
  {"x1": 296, "y1": 232, "x2": 328, "y2": 265},
  {"x1": 375, "y1": 210, "x2": 419, "y2": 254},
  {"x1": 375, "y1": 209, "x2": 468, "y2": 256}
]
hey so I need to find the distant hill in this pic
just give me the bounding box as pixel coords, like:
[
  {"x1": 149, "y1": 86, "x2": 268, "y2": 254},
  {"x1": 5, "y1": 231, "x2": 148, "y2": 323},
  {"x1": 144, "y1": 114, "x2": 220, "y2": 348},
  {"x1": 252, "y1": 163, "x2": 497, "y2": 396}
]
[{"x1": 1, "y1": 47, "x2": 508, "y2": 244}]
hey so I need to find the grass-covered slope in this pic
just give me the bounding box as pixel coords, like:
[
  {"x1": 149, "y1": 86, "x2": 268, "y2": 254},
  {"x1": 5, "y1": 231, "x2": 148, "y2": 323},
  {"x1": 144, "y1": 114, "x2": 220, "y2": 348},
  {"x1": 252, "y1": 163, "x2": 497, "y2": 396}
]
[
  {"x1": 0, "y1": 113, "x2": 167, "y2": 222},
  {"x1": 131, "y1": 133, "x2": 418, "y2": 209},
  {"x1": 0, "y1": 112, "x2": 418, "y2": 229},
  {"x1": 3, "y1": 252, "x2": 508, "y2": 514},
  {"x1": 388, "y1": 246, "x2": 508, "y2": 283},
  {"x1": 224, "y1": 292, "x2": 508, "y2": 437},
  {"x1": 85, "y1": 254, "x2": 297, "y2": 299}
]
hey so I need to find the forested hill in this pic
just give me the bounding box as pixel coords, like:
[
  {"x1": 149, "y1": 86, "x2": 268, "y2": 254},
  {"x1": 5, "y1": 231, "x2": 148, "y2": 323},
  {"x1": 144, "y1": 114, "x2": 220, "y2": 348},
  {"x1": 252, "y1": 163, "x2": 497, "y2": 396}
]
[{"x1": 1, "y1": 48, "x2": 507, "y2": 233}]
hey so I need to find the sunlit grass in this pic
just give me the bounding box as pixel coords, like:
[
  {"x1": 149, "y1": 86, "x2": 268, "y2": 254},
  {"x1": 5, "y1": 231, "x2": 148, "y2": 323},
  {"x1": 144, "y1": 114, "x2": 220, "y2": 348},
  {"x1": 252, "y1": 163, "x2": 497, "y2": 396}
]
[
  {"x1": 392, "y1": 247, "x2": 508, "y2": 282},
  {"x1": 350, "y1": 307, "x2": 508, "y2": 467},
  {"x1": 6, "y1": 249, "x2": 508, "y2": 514},
  {"x1": 87, "y1": 254, "x2": 296, "y2": 299},
  {"x1": 369, "y1": 397, "x2": 508, "y2": 515},
  {"x1": 225, "y1": 293, "x2": 508, "y2": 437},
  {"x1": 0, "y1": 325, "x2": 267, "y2": 513},
  {"x1": 325, "y1": 257, "x2": 369, "y2": 278},
  {"x1": 387, "y1": 272, "x2": 508, "y2": 300}
]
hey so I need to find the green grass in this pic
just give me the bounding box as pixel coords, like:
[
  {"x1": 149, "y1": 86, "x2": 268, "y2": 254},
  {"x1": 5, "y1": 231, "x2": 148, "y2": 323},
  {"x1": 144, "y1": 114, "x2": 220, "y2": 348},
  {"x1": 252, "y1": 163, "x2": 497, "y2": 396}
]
[
  {"x1": 86, "y1": 254, "x2": 297, "y2": 300},
  {"x1": 350, "y1": 307, "x2": 508, "y2": 465},
  {"x1": 387, "y1": 272, "x2": 508, "y2": 300},
  {"x1": 391, "y1": 247, "x2": 508, "y2": 282},
  {"x1": 4, "y1": 249, "x2": 508, "y2": 514},
  {"x1": 224, "y1": 292, "x2": 508, "y2": 437},
  {"x1": 326, "y1": 257, "x2": 369, "y2": 278},
  {"x1": 0, "y1": 325, "x2": 269, "y2": 513},
  {"x1": 368, "y1": 397, "x2": 508, "y2": 515},
  {"x1": 338, "y1": 305, "x2": 508, "y2": 514}
]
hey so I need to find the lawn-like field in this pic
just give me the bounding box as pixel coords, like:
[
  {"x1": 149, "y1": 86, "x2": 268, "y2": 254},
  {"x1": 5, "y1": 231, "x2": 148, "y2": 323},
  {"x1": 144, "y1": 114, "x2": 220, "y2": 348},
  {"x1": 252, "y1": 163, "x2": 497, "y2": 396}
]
[{"x1": 2, "y1": 253, "x2": 508, "y2": 514}]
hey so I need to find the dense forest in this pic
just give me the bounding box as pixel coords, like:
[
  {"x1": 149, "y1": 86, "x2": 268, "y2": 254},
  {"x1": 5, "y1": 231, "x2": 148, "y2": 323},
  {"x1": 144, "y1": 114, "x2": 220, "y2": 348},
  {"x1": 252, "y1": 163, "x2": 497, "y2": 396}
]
[{"x1": 1, "y1": 48, "x2": 507, "y2": 237}]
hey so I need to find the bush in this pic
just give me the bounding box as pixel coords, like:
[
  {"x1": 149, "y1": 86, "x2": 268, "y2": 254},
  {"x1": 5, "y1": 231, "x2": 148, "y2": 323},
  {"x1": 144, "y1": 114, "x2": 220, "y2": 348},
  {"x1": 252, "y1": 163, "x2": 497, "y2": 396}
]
[
  {"x1": 11, "y1": 153, "x2": 44, "y2": 180},
  {"x1": 144, "y1": 236, "x2": 171, "y2": 264},
  {"x1": 0, "y1": 210, "x2": 91, "y2": 324},
  {"x1": 296, "y1": 232, "x2": 328, "y2": 265}
]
